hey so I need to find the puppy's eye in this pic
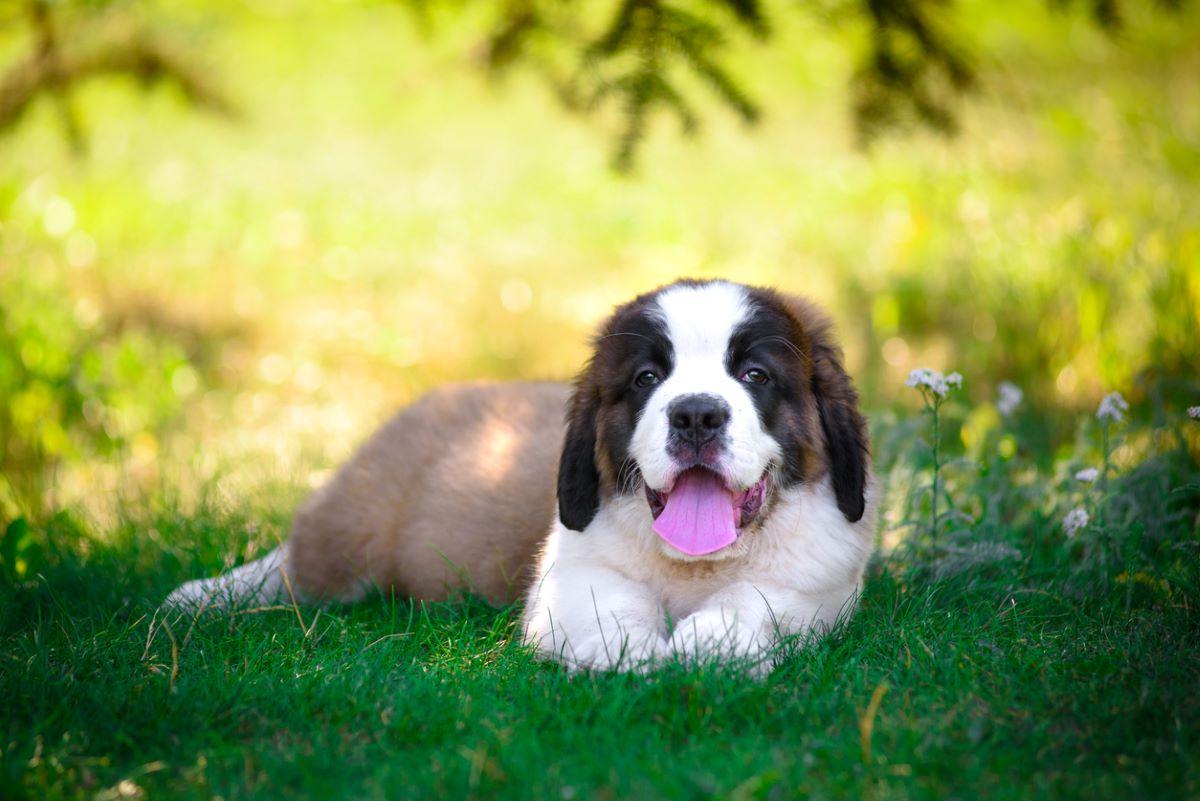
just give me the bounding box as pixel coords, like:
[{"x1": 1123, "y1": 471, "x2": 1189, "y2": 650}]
[
  {"x1": 634, "y1": 370, "x2": 661, "y2": 388},
  {"x1": 741, "y1": 368, "x2": 770, "y2": 386}
]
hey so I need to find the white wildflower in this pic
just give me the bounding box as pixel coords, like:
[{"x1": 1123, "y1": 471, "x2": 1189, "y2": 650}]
[
  {"x1": 1096, "y1": 391, "x2": 1128, "y2": 423},
  {"x1": 1062, "y1": 507, "x2": 1090, "y2": 538},
  {"x1": 906, "y1": 368, "x2": 963, "y2": 399},
  {"x1": 1188, "y1": 406, "x2": 1200, "y2": 420},
  {"x1": 997, "y1": 381, "x2": 1023, "y2": 417},
  {"x1": 905, "y1": 368, "x2": 936, "y2": 388},
  {"x1": 1074, "y1": 467, "x2": 1099, "y2": 483}
]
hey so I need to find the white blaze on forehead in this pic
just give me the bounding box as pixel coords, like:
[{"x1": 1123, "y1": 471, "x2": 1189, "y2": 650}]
[
  {"x1": 655, "y1": 281, "x2": 751, "y2": 356},
  {"x1": 631, "y1": 281, "x2": 782, "y2": 494}
]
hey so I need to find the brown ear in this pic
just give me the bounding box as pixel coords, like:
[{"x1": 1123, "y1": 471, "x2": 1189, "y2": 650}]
[
  {"x1": 782, "y1": 295, "x2": 869, "y2": 522},
  {"x1": 557, "y1": 378, "x2": 602, "y2": 532}
]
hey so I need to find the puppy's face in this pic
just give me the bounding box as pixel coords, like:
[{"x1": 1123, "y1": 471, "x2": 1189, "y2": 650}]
[{"x1": 558, "y1": 280, "x2": 867, "y2": 561}]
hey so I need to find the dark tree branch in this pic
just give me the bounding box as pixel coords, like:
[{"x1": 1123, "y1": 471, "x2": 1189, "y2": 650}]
[{"x1": 0, "y1": 8, "x2": 236, "y2": 147}]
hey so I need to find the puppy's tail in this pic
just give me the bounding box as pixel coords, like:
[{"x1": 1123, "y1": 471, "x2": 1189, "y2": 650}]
[{"x1": 163, "y1": 543, "x2": 293, "y2": 612}]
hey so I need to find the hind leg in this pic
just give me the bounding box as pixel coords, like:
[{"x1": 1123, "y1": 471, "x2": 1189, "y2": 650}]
[
  {"x1": 163, "y1": 530, "x2": 377, "y2": 612},
  {"x1": 283, "y1": 483, "x2": 392, "y2": 604},
  {"x1": 164, "y1": 482, "x2": 390, "y2": 613}
]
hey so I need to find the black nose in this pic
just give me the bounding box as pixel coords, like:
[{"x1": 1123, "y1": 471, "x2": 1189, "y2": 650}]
[{"x1": 668, "y1": 394, "x2": 730, "y2": 445}]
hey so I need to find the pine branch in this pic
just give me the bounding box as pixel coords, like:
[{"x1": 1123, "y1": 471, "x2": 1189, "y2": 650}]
[
  {"x1": 673, "y1": 27, "x2": 760, "y2": 124},
  {"x1": 483, "y1": 2, "x2": 540, "y2": 70},
  {"x1": 579, "y1": 0, "x2": 762, "y2": 169},
  {"x1": 0, "y1": 25, "x2": 236, "y2": 141},
  {"x1": 851, "y1": 0, "x2": 974, "y2": 146},
  {"x1": 593, "y1": 0, "x2": 646, "y2": 55},
  {"x1": 713, "y1": 0, "x2": 770, "y2": 37}
]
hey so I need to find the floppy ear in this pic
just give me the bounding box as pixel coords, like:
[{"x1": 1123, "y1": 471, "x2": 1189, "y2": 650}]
[
  {"x1": 557, "y1": 382, "x2": 602, "y2": 532},
  {"x1": 777, "y1": 293, "x2": 868, "y2": 522},
  {"x1": 811, "y1": 334, "x2": 869, "y2": 522}
]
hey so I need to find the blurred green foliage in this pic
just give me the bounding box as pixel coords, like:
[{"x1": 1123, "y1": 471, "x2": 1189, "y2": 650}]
[
  {"x1": 4, "y1": 0, "x2": 1185, "y2": 168},
  {"x1": 0, "y1": 261, "x2": 193, "y2": 520},
  {"x1": 0, "y1": 0, "x2": 1197, "y2": 528}
]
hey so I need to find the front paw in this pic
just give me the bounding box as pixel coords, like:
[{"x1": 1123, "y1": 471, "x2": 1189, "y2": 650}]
[
  {"x1": 669, "y1": 610, "x2": 772, "y2": 674},
  {"x1": 561, "y1": 630, "x2": 670, "y2": 674}
]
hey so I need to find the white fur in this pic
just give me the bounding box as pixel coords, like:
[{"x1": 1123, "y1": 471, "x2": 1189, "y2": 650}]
[
  {"x1": 164, "y1": 545, "x2": 293, "y2": 611},
  {"x1": 522, "y1": 477, "x2": 876, "y2": 673},
  {"x1": 163, "y1": 543, "x2": 373, "y2": 611}
]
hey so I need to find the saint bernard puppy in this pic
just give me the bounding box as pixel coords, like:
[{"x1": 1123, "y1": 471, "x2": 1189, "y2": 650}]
[{"x1": 166, "y1": 279, "x2": 877, "y2": 673}]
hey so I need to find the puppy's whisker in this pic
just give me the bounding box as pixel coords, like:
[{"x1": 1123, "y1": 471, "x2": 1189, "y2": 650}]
[
  {"x1": 749, "y1": 335, "x2": 810, "y2": 367},
  {"x1": 596, "y1": 331, "x2": 656, "y2": 345},
  {"x1": 615, "y1": 455, "x2": 642, "y2": 493}
]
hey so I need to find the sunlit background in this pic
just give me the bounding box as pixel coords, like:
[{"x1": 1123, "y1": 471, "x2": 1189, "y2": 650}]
[{"x1": 2, "y1": 0, "x2": 1198, "y2": 532}]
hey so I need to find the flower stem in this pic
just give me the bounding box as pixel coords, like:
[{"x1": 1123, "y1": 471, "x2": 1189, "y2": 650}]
[
  {"x1": 931, "y1": 396, "x2": 940, "y2": 547},
  {"x1": 1099, "y1": 420, "x2": 1110, "y2": 527},
  {"x1": 1100, "y1": 420, "x2": 1110, "y2": 495}
]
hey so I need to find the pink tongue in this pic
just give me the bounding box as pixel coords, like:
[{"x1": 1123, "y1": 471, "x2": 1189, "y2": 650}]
[{"x1": 652, "y1": 469, "x2": 737, "y2": 556}]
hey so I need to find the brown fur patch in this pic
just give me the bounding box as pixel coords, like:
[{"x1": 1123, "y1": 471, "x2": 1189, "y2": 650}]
[{"x1": 289, "y1": 382, "x2": 569, "y2": 605}]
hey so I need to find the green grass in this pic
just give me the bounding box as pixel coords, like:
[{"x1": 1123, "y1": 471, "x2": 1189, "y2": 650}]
[{"x1": 3, "y1": 421, "x2": 1198, "y2": 800}]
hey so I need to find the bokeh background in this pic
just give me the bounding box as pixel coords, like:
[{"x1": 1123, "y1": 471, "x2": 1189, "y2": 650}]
[{"x1": 2, "y1": 0, "x2": 1198, "y2": 533}]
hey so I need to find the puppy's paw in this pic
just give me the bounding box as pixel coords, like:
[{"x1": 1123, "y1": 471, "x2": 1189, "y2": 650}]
[
  {"x1": 669, "y1": 609, "x2": 773, "y2": 676},
  {"x1": 162, "y1": 576, "x2": 223, "y2": 613},
  {"x1": 670, "y1": 609, "x2": 737, "y2": 658},
  {"x1": 561, "y1": 630, "x2": 670, "y2": 674},
  {"x1": 161, "y1": 548, "x2": 289, "y2": 614}
]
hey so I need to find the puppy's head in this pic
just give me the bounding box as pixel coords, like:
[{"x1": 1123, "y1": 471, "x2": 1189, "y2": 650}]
[{"x1": 557, "y1": 279, "x2": 868, "y2": 560}]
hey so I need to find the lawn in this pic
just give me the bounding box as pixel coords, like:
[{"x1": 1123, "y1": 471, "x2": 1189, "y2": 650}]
[
  {"x1": 3, "y1": 422, "x2": 1198, "y2": 800},
  {"x1": 2, "y1": 0, "x2": 1199, "y2": 797}
]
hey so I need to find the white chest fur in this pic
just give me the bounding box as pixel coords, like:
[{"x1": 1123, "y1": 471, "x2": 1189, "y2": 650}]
[{"x1": 522, "y1": 477, "x2": 875, "y2": 673}]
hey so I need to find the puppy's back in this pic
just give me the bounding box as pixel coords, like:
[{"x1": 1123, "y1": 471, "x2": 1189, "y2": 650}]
[{"x1": 289, "y1": 382, "x2": 569, "y2": 604}]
